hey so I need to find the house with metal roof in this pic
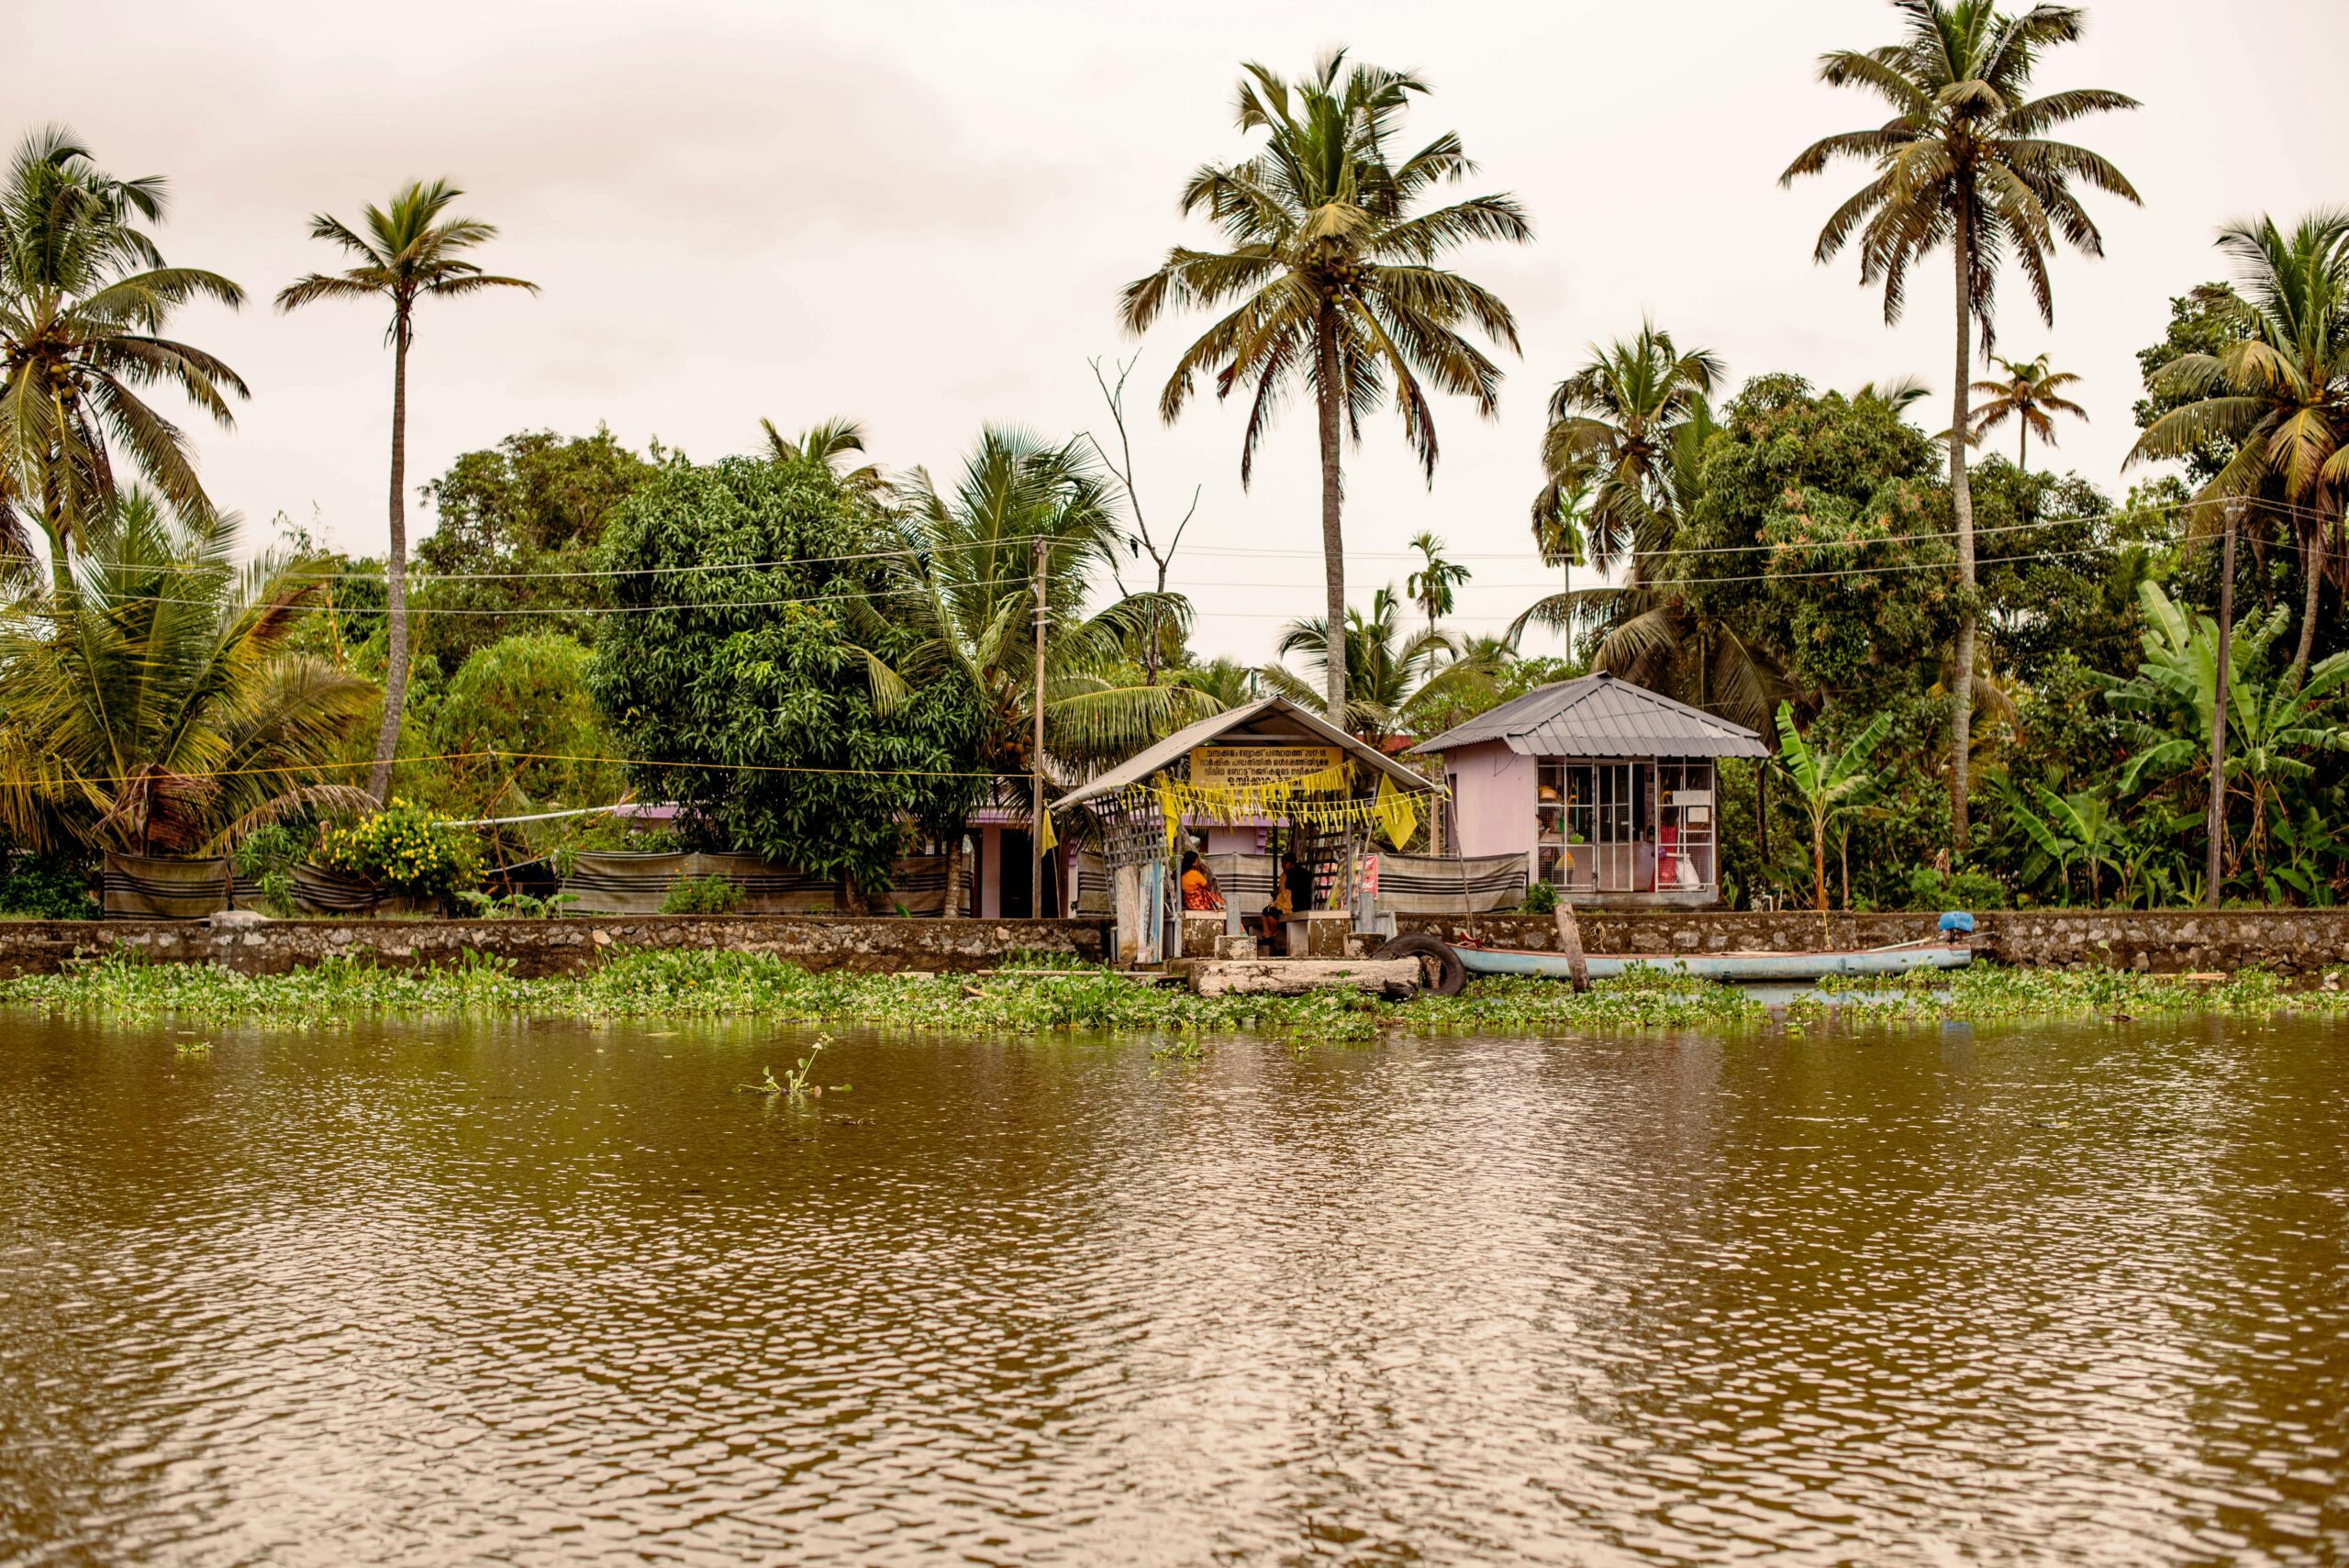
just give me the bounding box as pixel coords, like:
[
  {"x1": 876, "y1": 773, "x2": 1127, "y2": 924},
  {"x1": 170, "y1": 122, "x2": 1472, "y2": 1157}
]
[{"x1": 1408, "y1": 673, "x2": 1769, "y2": 907}]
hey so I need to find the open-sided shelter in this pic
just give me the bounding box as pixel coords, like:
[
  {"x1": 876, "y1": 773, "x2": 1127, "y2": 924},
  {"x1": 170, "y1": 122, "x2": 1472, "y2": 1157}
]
[
  {"x1": 1055, "y1": 695, "x2": 1441, "y2": 963},
  {"x1": 1408, "y1": 673, "x2": 1768, "y2": 908}
]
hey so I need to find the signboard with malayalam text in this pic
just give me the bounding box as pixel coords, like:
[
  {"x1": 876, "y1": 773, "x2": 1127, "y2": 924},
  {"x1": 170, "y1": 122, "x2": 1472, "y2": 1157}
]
[{"x1": 1189, "y1": 744, "x2": 1344, "y2": 791}]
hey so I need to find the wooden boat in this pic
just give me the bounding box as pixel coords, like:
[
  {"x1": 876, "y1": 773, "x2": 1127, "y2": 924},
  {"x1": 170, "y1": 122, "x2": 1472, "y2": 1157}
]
[{"x1": 1453, "y1": 941, "x2": 1972, "y2": 984}]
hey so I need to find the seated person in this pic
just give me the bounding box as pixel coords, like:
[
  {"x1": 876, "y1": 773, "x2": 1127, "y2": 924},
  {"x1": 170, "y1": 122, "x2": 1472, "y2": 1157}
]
[
  {"x1": 1254, "y1": 851, "x2": 1316, "y2": 955},
  {"x1": 1179, "y1": 851, "x2": 1225, "y2": 912}
]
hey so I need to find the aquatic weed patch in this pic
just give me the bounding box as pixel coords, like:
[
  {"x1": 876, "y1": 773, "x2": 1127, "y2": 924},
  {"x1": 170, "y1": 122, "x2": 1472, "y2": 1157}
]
[
  {"x1": 0, "y1": 945, "x2": 1751, "y2": 1040},
  {"x1": 1797, "y1": 961, "x2": 2346, "y2": 1022}
]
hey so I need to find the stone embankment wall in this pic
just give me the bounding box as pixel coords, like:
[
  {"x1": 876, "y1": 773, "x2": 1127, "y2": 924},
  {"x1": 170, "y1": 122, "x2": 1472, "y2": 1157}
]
[
  {"x1": 0, "y1": 916, "x2": 1110, "y2": 981},
  {"x1": 4, "y1": 908, "x2": 2348, "y2": 982},
  {"x1": 1397, "y1": 909, "x2": 2349, "y2": 974}
]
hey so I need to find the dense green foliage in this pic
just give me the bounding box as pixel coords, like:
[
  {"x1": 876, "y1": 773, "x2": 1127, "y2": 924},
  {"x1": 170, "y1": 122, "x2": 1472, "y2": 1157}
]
[
  {"x1": 429, "y1": 632, "x2": 623, "y2": 818},
  {"x1": 415, "y1": 428, "x2": 656, "y2": 670},
  {"x1": 588, "y1": 454, "x2": 984, "y2": 890}
]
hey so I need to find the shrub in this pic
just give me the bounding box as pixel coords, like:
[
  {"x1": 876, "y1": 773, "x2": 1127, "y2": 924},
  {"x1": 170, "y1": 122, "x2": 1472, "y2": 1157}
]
[
  {"x1": 0, "y1": 848, "x2": 94, "y2": 917},
  {"x1": 233, "y1": 824, "x2": 306, "y2": 917},
  {"x1": 661, "y1": 874, "x2": 746, "y2": 915},
  {"x1": 1519, "y1": 880, "x2": 1559, "y2": 914},
  {"x1": 1904, "y1": 865, "x2": 2010, "y2": 911},
  {"x1": 314, "y1": 801, "x2": 484, "y2": 902}
]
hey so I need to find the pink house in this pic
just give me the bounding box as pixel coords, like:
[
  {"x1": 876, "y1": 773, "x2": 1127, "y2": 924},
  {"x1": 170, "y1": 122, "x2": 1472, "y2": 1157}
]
[{"x1": 1409, "y1": 673, "x2": 1769, "y2": 908}]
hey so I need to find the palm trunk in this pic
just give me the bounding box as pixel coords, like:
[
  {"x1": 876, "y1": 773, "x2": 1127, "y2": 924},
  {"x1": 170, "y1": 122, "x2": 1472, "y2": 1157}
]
[
  {"x1": 1314, "y1": 301, "x2": 1347, "y2": 726},
  {"x1": 2291, "y1": 528, "x2": 2320, "y2": 684},
  {"x1": 1949, "y1": 222, "x2": 1977, "y2": 856},
  {"x1": 368, "y1": 314, "x2": 411, "y2": 805},
  {"x1": 943, "y1": 829, "x2": 965, "y2": 918},
  {"x1": 2018, "y1": 422, "x2": 2027, "y2": 471}
]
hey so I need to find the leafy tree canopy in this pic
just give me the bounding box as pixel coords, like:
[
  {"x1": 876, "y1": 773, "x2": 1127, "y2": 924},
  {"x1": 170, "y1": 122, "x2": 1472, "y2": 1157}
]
[
  {"x1": 430, "y1": 632, "x2": 625, "y2": 820},
  {"x1": 586, "y1": 455, "x2": 983, "y2": 889},
  {"x1": 415, "y1": 427, "x2": 657, "y2": 671}
]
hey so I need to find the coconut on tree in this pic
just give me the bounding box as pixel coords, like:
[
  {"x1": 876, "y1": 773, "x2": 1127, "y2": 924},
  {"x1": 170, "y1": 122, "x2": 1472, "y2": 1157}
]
[
  {"x1": 1121, "y1": 50, "x2": 1531, "y2": 723},
  {"x1": 1781, "y1": 0, "x2": 2139, "y2": 852},
  {"x1": 276, "y1": 180, "x2": 538, "y2": 804}
]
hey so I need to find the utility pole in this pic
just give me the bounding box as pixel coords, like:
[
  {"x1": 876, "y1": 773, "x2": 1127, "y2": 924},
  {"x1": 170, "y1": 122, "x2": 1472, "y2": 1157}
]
[
  {"x1": 2207, "y1": 498, "x2": 2242, "y2": 907},
  {"x1": 1032, "y1": 536, "x2": 1050, "y2": 919}
]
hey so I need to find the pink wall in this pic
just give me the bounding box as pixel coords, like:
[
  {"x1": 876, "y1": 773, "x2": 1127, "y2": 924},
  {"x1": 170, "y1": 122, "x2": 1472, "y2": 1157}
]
[{"x1": 1444, "y1": 740, "x2": 1537, "y2": 865}]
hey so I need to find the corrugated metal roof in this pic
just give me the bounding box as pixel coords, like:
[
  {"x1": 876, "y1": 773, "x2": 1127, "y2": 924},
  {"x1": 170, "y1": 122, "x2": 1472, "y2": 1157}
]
[
  {"x1": 1407, "y1": 673, "x2": 1769, "y2": 759},
  {"x1": 1055, "y1": 695, "x2": 1437, "y2": 810}
]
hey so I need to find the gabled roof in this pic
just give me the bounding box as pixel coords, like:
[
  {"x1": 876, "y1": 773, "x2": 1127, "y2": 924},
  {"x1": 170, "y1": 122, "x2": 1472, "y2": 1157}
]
[
  {"x1": 1055, "y1": 695, "x2": 1436, "y2": 810},
  {"x1": 1407, "y1": 673, "x2": 1769, "y2": 760}
]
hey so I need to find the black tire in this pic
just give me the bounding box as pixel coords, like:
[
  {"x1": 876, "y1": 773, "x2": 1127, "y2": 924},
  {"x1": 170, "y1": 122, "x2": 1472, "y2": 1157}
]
[{"x1": 1373, "y1": 933, "x2": 1466, "y2": 997}]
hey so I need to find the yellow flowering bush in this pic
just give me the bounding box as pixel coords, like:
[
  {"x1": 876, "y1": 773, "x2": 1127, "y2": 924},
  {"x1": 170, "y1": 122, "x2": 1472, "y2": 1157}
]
[{"x1": 315, "y1": 800, "x2": 484, "y2": 901}]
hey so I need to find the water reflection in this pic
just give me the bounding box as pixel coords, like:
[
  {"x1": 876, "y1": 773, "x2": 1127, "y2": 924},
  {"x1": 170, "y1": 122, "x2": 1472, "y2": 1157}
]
[{"x1": 0, "y1": 1011, "x2": 2342, "y2": 1564}]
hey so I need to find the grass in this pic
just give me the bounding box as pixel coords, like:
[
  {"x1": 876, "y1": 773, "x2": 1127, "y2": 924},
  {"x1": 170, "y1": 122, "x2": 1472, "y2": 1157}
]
[{"x1": 0, "y1": 948, "x2": 2338, "y2": 1042}]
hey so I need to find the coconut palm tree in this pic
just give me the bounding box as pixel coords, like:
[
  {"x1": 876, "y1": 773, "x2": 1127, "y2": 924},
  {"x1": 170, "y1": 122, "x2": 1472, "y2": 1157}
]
[
  {"x1": 276, "y1": 180, "x2": 537, "y2": 805},
  {"x1": 1405, "y1": 530, "x2": 1469, "y2": 639},
  {"x1": 1262, "y1": 586, "x2": 1501, "y2": 742},
  {"x1": 763, "y1": 415, "x2": 884, "y2": 497},
  {"x1": 1782, "y1": 0, "x2": 2140, "y2": 852},
  {"x1": 2130, "y1": 210, "x2": 2349, "y2": 681},
  {"x1": 0, "y1": 490, "x2": 375, "y2": 855},
  {"x1": 860, "y1": 428, "x2": 1220, "y2": 910},
  {"x1": 1971, "y1": 352, "x2": 2086, "y2": 466},
  {"x1": 1528, "y1": 323, "x2": 1722, "y2": 584},
  {"x1": 0, "y1": 127, "x2": 248, "y2": 583},
  {"x1": 1121, "y1": 50, "x2": 1531, "y2": 722}
]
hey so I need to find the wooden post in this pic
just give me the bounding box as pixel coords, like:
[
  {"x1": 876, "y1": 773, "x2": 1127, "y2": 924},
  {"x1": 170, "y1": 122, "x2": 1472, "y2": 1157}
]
[
  {"x1": 1554, "y1": 901, "x2": 1590, "y2": 994},
  {"x1": 1032, "y1": 537, "x2": 1051, "y2": 918},
  {"x1": 2207, "y1": 498, "x2": 2240, "y2": 907}
]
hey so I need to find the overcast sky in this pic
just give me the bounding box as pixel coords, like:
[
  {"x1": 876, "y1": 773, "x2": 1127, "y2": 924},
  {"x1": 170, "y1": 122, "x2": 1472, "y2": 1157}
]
[{"x1": 24, "y1": 0, "x2": 2349, "y2": 661}]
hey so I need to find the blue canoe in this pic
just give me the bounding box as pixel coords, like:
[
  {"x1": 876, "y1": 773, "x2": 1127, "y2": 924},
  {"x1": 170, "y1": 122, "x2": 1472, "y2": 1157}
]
[{"x1": 1456, "y1": 943, "x2": 1973, "y2": 984}]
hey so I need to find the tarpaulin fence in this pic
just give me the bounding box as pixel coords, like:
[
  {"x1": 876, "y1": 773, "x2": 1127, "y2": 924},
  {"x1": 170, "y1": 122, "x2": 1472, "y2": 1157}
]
[
  {"x1": 1197, "y1": 851, "x2": 1525, "y2": 917},
  {"x1": 102, "y1": 851, "x2": 956, "y2": 919}
]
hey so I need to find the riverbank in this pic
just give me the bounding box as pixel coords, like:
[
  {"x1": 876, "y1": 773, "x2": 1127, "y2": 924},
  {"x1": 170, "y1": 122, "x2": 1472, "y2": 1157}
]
[{"x1": 0, "y1": 948, "x2": 2339, "y2": 1040}]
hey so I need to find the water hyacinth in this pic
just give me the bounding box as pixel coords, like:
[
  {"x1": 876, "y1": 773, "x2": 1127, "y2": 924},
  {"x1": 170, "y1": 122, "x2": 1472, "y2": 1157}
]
[
  {"x1": 0, "y1": 947, "x2": 1775, "y2": 1041},
  {"x1": 2, "y1": 951, "x2": 2337, "y2": 1041}
]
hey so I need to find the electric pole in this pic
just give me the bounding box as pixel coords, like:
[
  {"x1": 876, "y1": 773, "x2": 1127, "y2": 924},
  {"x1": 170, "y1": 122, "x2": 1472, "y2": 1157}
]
[
  {"x1": 2206, "y1": 498, "x2": 2241, "y2": 907},
  {"x1": 1032, "y1": 536, "x2": 1050, "y2": 919}
]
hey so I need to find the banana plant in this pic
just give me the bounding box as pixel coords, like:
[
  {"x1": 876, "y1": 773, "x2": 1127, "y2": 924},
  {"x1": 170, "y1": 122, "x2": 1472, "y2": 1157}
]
[
  {"x1": 2007, "y1": 784, "x2": 2126, "y2": 906},
  {"x1": 1773, "y1": 702, "x2": 1889, "y2": 942}
]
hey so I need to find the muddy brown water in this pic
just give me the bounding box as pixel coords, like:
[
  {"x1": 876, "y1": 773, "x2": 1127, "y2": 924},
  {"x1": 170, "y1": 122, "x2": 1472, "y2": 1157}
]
[{"x1": 1, "y1": 1010, "x2": 2343, "y2": 1566}]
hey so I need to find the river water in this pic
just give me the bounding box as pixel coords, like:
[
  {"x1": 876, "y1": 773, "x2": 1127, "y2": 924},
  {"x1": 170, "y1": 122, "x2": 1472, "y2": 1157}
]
[{"x1": 1, "y1": 1010, "x2": 2343, "y2": 1566}]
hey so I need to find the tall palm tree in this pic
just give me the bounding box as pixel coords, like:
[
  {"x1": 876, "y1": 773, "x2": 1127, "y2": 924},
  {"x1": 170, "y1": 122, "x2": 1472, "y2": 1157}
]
[
  {"x1": 2131, "y1": 210, "x2": 2349, "y2": 681},
  {"x1": 1971, "y1": 352, "x2": 2086, "y2": 465},
  {"x1": 0, "y1": 490, "x2": 375, "y2": 855},
  {"x1": 763, "y1": 415, "x2": 883, "y2": 496},
  {"x1": 1121, "y1": 50, "x2": 1531, "y2": 722},
  {"x1": 1405, "y1": 530, "x2": 1469, "y2": 639},
  {"x1": 860, "y1": 428, "x2": 1219, "y2": 909},
  {"x1": 1528, "y1": 323, "x2": 1722, "y2": 584},
  {"x1": 1782, "y1": 0, "x2": 2139, "y2": 852},
  {"x1": 276, "y1": 180, "x2": 537, "y2": 805},
  {"x1": 1262, "y1": 585, "x2": 1500, "y2": 742},
  {"x1": 0, "y1": 127, "x2": 248, "y2": 583}
]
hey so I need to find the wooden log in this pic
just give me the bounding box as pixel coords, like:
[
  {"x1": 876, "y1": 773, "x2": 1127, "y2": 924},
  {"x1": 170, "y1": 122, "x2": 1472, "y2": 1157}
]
[
  {"x1": 1554, "y1": 902, "x2": 1590, "y2": 994},
  {"x1": 1186, "y1": 958, "x2": 1421, "y2": 999}
]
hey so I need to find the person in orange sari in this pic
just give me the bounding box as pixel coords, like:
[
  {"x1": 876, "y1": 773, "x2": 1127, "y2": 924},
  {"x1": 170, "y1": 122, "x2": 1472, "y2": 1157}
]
[{"x1": 1179, "y1": 851, "x2": 1224, "y2": 912}]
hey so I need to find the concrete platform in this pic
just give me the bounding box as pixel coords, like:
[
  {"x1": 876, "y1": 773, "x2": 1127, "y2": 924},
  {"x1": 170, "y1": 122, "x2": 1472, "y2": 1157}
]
[{"x1": 1167, "y1": 957, "x2": 1421, "y2": 999}]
